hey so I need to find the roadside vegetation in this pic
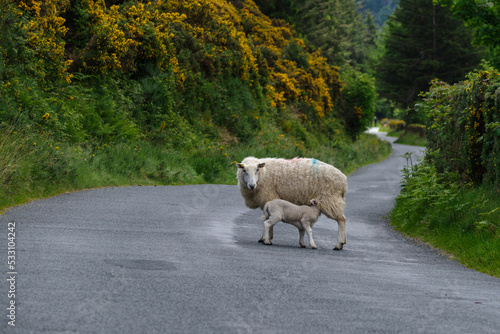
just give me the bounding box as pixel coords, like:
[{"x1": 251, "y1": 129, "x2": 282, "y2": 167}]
[
  {"x1": 377, "y1": 119, "x2": 427, "y2": 146},
  {"x1": 372, "y1": 0, "x2": 500, "y2": 277},
  {"x1": 0, "y1": 120, "x2": 390, "y2": 212},
  {"x1": 392, "y1": 153, "x2": 500, "y2": 278},
  {"x1": 0, "y1": 0, "x2": 390, "y2": 213},
  {"x1": 393, "y1": 133, "x2": 426, "y2": 147},
  {"x1": 391, "y1": 69, "x2": 500, "y2": 278}
]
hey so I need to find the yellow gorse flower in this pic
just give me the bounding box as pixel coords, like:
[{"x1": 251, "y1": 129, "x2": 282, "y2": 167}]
[{"x1": 14, "y1": 0, "x2": 341, "y2": 123}]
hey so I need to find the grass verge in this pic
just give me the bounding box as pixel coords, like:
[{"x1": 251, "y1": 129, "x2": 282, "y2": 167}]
[
  {"x1": 390, "y1": 154, "x2": 500, "y2": 278},
  {"x1": 387, "y1": 130, "x2": 403, "y2": 137},
  {"x1": 0, "y1": 127, "x2": 391, "y2": 213},
  {"x1": 394, "y1": 132, "x2": 427, "y2": 146}
]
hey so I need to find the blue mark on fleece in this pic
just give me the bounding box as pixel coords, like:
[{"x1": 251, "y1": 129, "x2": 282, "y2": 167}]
[{"x1": 312, "y1": 158, "x2": 319, "y2": 173}]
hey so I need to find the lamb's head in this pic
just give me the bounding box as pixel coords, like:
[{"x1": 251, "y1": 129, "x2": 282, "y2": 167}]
[
  {"x1": 237, "y1": 161, "x2": 265, "y2": 190},
  {"x1": 309, "y1": 199, "x2": 321, "y2": 218}
]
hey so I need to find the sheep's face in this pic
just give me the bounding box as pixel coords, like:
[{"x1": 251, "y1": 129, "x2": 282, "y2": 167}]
[{"x1": 237, "y1": 162, "x2": 265, "y2": 190}]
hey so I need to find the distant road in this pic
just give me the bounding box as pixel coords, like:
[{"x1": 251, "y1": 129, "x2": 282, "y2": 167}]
[{"x1": 2, "y1": 129, "x2": 499, "y2": 333}]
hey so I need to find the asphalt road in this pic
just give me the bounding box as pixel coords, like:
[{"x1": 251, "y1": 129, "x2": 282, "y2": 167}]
[{"x1": 2, "y1": 129, "x2": 499, "y2": 333}]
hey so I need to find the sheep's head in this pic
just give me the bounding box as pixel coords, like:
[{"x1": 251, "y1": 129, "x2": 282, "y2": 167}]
[{"x1": 237, "y1": 162, "x2": 265, "y2": 190}]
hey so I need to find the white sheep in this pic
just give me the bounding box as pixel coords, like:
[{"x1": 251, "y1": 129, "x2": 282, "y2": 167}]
[
  {"x1": 260, "y1": 199, "x2": 321, "y2": 249},
  {"x1": 236, "y1": 156, "x2": 348, "y2": 250}
]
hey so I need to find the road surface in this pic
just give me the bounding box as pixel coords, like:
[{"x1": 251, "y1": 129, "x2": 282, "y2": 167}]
[{"x1": 2, "y1": 129, "x2": 499, "y2": 333}]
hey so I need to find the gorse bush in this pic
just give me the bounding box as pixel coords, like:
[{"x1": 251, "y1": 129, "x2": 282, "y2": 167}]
[
  {"x1": 0, "y1": 0, "x2": 389, "y2": 210},
  {"x1": 12, "y1": 0, "x2": 73, "y2": 83},
  {"x1": 388, "y1": 119, "x2": 406, "y2": 132},
  {"x1": 419, "y1": 68, "x2": 500, "y2": 187},
  {"x1": 1, "y1": 0, "x2": 354, "y2": 141},
  {"x1": 1, "y1": 0, "x2": 381, "y2": 148}
]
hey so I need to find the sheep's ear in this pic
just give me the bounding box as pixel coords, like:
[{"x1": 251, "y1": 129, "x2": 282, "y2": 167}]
[
  {"x1": 236, "y1": 163, "x2": 245, "y2": 169},
  {"x1": 310, "y1": 199, "x2": 318, "y2": 206},
  {"x1": 257, "y1": 163, "x2": 265, "y2": 168}
]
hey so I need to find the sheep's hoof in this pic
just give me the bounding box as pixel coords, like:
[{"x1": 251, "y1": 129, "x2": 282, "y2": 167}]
[
  {"x1": 333, "y1": 244, "x2": 344, "y2": 250},
  {"x1": 311, "y1": 245, "x2": 317, "y2": 249},
  {"x1": 264, "y1": 240, "x2": 272, "y2": 245},
  {"x1": 300, "y1": 245, "x2": 306, "y2": 248},
  {"x1": 258, "y1": 239, "x2": 264, "y2": 243}
]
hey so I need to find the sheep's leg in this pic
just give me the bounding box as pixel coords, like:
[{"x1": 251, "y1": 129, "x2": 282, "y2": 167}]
[
  {"x1": 319, "y1": 199, "x2": 347, "y2": 250},
  {"x1": 334, "y1": 215, "x2": 347, "y2": 250},
  {"x1": 261, "y1": 218, "x2": 280, "y2": 245},
  {"x1": 298, "y1": 229, "x2": 306, "y2": 248}
]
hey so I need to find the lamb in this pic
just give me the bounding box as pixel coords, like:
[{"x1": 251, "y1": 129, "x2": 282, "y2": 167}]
[
  {"x1": 236, "y1": 156, "x2": 348, "y2": 250},
  {"x1": 260, "y1": 199, "x2": 321, "y2": 249}
]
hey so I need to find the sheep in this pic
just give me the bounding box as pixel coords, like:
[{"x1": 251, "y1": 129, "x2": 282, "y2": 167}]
[
  {"x1": 260, "y1": 199, "x2": 321, "y2": 249},
  {"x1": 236, "y1": 156, "x2": 348, "y2": 250}
]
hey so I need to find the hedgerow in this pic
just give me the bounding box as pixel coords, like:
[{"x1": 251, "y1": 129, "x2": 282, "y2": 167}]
[{"x1": 418, "y1": 68, "x2": 500, "y2": 188}]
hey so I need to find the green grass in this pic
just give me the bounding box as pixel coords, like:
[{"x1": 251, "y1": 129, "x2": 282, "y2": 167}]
[
  {"x1": 387, "y1": 130, "x2": 404, "y2": 137},
  {"x1": 394, "y1": 132, "x2": 427, "y2": 146},
  {"x1": 390, "y1": 156, "x2": 500, "y2": 278},
  {"x1": 378, "y1": 125, "x2": 391, "y2": 133},
  {"x1": 377, "y1": 126, "x2": 427, "y2": 146},
  {"x1": 0, "y1": 126, "x2": 392, "y2": 213}
]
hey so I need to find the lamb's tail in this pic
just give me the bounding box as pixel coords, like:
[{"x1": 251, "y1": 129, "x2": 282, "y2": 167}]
[{"x1": 261, "y1": 204, "x2": 270, "y2": 222}]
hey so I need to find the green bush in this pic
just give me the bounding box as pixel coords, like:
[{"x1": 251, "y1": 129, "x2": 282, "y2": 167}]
[
  {"x1": 406, "y1": 124, "x2": 425, "y2": 137},
  {"x1": 391, "y1": 152, "x2": 500, "y2": 277},
  {"x1": 336, "y1": 66, "x2": 377, "y2": 139},
  {"x1": 419, "y1": 69, "x2": 500, "y2": 188}
]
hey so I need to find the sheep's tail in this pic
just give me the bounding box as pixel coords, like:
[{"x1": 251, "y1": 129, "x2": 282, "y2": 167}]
[
  {"x1": 342, "y1": 179, "x2": 348, "y2": 199},
  {"x1": 261, "y1": 203, "x2": 270, "y2": 222}
]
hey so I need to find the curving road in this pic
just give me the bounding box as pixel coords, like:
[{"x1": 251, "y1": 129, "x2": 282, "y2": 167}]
[{"x1": 2, "y1": 129, "x2": 499, "y2": 333}]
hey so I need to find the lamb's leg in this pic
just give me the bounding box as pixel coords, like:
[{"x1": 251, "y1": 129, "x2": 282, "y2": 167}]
[
  {"x1": 298, "y1": 228, "x2": 306, "y2": 248},
  {"x1": 259, "y1": 223, "x2": 267, "y2": 244},
  {"x1": 261, "y1": 218, "x2": 280, "y2": 245},
  {"x1": 334, "y1": 215, "x2": 347, "y2": 250},
  {"x1": 302, "y1": 221, "x2": 317, "y2": 249},
  {"x1": 259, "y1": 222, "x2": 275, "y2": 243}
]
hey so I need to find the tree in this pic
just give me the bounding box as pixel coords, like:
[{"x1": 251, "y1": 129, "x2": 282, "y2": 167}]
[
  {"x1": 434, "y1": 0, "x2": 500, "y2": 68},
  {"x1": 255, "y1": 0, "x2": 375, "y2": 67},
  {"x1": 296, "y1": 0, "x2": 368, "y2": 67},
  {"x1": 434, "y1": 0, "x2": 500, "y2": 46},
  {"x1": 361, "y1": 0, "x2": 400, "y2": 26},
  {"x1": 364, "y1": 11, "x2": 377, "y2": 47},
  {"x1": 337, "y1": 65, "x2": 378, "y2": 139},
  {"x1": 377, "y1": 0, "x2": 484, "y2": 117}
]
